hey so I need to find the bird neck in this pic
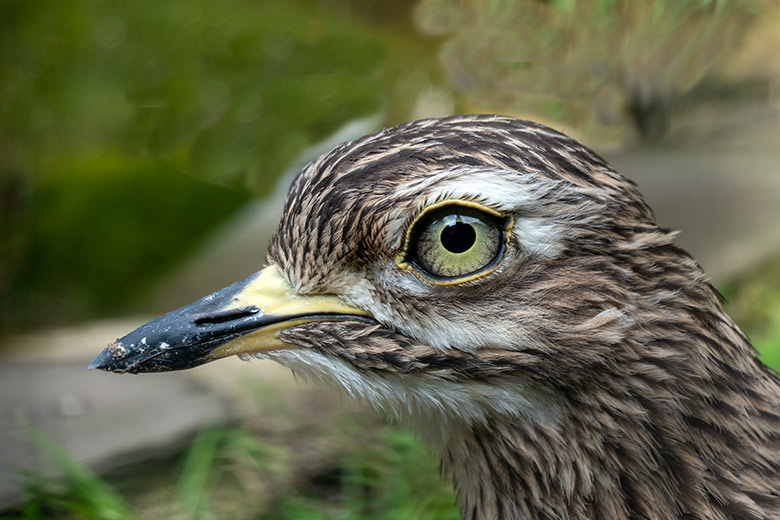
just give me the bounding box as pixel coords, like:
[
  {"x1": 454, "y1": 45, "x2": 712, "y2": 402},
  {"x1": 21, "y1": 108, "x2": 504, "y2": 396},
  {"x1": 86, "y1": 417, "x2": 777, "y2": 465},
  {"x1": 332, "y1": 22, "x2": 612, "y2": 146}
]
[{"x1": 438, "y1": 312, "x2": 780, "y2": 520}]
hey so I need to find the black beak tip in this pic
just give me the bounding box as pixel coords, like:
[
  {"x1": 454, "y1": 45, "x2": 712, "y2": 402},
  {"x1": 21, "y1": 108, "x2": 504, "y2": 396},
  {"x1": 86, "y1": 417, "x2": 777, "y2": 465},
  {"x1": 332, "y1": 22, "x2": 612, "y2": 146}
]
[
  {"x1": 88, "y1": 341, "x2": 127, "y2": 372},
  {"x1": 88, "y1": 353, "x2": 105, "y2": 371}
]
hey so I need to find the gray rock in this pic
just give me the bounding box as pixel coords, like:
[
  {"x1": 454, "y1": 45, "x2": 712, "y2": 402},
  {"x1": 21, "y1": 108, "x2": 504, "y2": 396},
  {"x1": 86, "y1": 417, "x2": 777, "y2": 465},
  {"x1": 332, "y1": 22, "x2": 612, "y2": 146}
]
[{"x1": 0, "y1": 361, "x2": 234, "y2": 508}]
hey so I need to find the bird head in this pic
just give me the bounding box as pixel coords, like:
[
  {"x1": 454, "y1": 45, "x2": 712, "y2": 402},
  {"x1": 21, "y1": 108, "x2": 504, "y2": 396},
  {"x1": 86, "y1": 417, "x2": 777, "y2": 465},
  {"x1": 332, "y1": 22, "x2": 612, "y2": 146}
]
[
  {"x1": 92, "y1": 116, "x2": 681, "y2": 409},
  {"x1": 92, "y1": 115, "x2": 780, "y2": 517},
  {"x1": 92, "y1": 115, "x2": 687, "y2": 432}
]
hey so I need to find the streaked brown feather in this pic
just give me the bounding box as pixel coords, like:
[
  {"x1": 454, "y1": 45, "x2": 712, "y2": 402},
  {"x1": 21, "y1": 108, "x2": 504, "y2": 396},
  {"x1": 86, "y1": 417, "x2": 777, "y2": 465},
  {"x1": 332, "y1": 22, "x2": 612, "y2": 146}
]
[{"x1": 266, "y1": 115, "x2": 780, "y2": 519}]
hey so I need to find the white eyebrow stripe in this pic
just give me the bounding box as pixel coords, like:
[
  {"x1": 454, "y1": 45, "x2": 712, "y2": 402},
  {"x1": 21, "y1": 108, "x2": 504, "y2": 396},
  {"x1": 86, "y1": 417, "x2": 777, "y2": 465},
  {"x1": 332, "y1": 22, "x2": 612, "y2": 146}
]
[{"x1": 511, "y1": 217, "x2": 564, "y2": 257}]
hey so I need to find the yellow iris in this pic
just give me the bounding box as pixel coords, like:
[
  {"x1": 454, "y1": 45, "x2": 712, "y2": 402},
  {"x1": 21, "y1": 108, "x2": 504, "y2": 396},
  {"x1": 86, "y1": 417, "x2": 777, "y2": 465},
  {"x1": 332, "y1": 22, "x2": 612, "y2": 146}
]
[{"x1": 402, "y1": 203, "x2": 510, "y2": 284}]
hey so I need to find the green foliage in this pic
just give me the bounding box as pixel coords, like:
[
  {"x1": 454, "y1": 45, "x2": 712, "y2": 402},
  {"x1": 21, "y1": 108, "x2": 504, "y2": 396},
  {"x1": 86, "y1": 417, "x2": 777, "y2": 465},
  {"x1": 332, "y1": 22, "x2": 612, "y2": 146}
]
[
  {"x1": 176, "y1": 428, "x2": 224, "y2": 520},
  {"x1": 287, "y1": 422, "x2": 458, "y2": 520},
  {"x1": 220, "y1": 418, "x2": 459, "y2": 520},
  {"x1": 4, "y1": 154, "x2": 249, "y2": 330},
  {"x1": 7, "y1": 422, "x2": 457, "y2": 520},
  {"x1": 758, "y1": 315, "x2": 780, "y2": 372},
  {"x1": 722, "y1": 255, "x2": 780, "y2": 373},
  {"x1": 1, "y1": 0, "x2": 385, "y2": 191},
  {"x1": 12, "y1": 426, "x2": 135, "y2": 520},
  {"x1": 0, "y1": 0, "x2": 392, "y2": 332}
]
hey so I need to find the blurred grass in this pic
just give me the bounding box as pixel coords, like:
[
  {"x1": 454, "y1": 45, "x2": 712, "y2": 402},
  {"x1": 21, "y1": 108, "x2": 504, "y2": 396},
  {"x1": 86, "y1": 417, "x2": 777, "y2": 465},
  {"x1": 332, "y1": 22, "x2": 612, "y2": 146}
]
[
  {"x1": 11, "y1": 425, "x2": 135, "y2": 520},
  {"x1": 721, "y1": 255, "x2": 780, "y2": 372},
  {"x1": 4, "y1": 421, "x2": 457, "y2": 520}
]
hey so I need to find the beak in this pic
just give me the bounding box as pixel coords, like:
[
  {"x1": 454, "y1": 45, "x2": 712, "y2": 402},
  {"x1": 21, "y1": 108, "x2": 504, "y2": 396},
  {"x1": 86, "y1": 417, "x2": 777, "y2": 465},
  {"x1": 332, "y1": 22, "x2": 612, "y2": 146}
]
[{"x1": 89, "y1": 265, "x2": 372, "y2": 374}]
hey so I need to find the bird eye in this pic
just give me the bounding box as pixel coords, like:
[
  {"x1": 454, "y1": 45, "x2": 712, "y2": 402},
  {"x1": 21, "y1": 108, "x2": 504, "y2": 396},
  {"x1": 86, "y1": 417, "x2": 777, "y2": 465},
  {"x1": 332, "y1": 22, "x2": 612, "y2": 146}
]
[{"x1": 400, "y1": 203, "x2": 511, "y2": 284}]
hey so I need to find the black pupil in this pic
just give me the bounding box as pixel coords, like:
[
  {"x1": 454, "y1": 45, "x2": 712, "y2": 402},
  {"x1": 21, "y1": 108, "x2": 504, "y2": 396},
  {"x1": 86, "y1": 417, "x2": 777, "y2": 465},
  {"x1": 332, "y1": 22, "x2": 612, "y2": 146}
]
[{"x1": 441, "y1": 222, "x2": 476, "y2": 254}]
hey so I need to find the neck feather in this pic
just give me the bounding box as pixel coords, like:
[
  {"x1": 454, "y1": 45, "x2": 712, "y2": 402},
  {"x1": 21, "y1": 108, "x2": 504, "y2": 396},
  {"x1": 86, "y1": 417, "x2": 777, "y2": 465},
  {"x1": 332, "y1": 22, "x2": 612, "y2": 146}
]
[{"x1": 439, "y1": 307, "x2": 780, "y2": 520}]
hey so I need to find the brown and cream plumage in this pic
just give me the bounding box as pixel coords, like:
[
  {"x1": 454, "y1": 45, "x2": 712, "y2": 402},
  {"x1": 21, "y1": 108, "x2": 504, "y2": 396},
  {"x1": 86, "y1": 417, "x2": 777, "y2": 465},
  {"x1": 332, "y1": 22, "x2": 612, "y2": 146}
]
[{"x1": 92, "y1": 114, "x2": 780, "y2": 520}]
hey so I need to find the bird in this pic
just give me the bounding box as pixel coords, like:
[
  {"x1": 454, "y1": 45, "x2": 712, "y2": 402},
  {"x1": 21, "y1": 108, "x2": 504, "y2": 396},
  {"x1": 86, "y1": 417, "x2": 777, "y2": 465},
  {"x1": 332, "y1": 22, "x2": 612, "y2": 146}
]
[{"x1": 91, "y1": 114, "x2": 780, "y2": 520}]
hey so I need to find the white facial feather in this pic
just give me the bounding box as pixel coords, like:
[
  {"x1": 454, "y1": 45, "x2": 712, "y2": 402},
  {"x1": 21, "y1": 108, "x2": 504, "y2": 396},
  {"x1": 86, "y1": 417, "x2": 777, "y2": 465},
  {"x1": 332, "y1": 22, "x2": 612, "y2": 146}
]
[
  {"x1": 512, "y1": 217, "x2": 564, "y2": 257},
  {"x1": 249, "y1": 349, "x2": 562, "y2": 448},
  {"x1": 333, "y1": 264, "x2": 545, "y2": 354}
]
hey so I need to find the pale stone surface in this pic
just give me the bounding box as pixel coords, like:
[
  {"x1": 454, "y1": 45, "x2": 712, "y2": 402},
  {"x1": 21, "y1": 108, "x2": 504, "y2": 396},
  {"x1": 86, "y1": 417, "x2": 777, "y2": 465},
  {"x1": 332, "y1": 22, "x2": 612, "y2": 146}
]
[
  {"x1": 609, "y1": 147, "x2": 780, "y2": 281},
  {"x1": 0, "y1": 360, "x2": 233, "y2": 507},
  {"x1": 0, "y1": 319, "x2": 310, "y2": 509}
]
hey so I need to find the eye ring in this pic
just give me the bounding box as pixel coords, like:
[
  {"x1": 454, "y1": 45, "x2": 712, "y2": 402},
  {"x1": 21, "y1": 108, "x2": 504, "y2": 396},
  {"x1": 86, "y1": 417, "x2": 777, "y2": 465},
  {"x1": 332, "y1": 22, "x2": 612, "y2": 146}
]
[{"x1": 396, "y1": 200, "x2": 513, "y2": 286}]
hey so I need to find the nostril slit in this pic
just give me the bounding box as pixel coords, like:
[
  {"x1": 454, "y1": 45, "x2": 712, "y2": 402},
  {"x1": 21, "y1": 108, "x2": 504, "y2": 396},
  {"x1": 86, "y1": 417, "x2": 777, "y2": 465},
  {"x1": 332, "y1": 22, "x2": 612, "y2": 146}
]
[{"x1": 194, "y1": 306, "x2": 260, "y2": 326}]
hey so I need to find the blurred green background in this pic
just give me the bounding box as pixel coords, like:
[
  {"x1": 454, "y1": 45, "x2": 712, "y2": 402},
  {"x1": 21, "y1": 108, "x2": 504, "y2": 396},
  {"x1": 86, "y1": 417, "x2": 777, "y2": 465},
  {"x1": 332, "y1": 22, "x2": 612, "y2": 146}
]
[
  {"x1": 4, "y1": 0, "x2": 779, "y2": 333},
  {"x1": 1, "y1": 0, "x2": 779, "y2": 518}
]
